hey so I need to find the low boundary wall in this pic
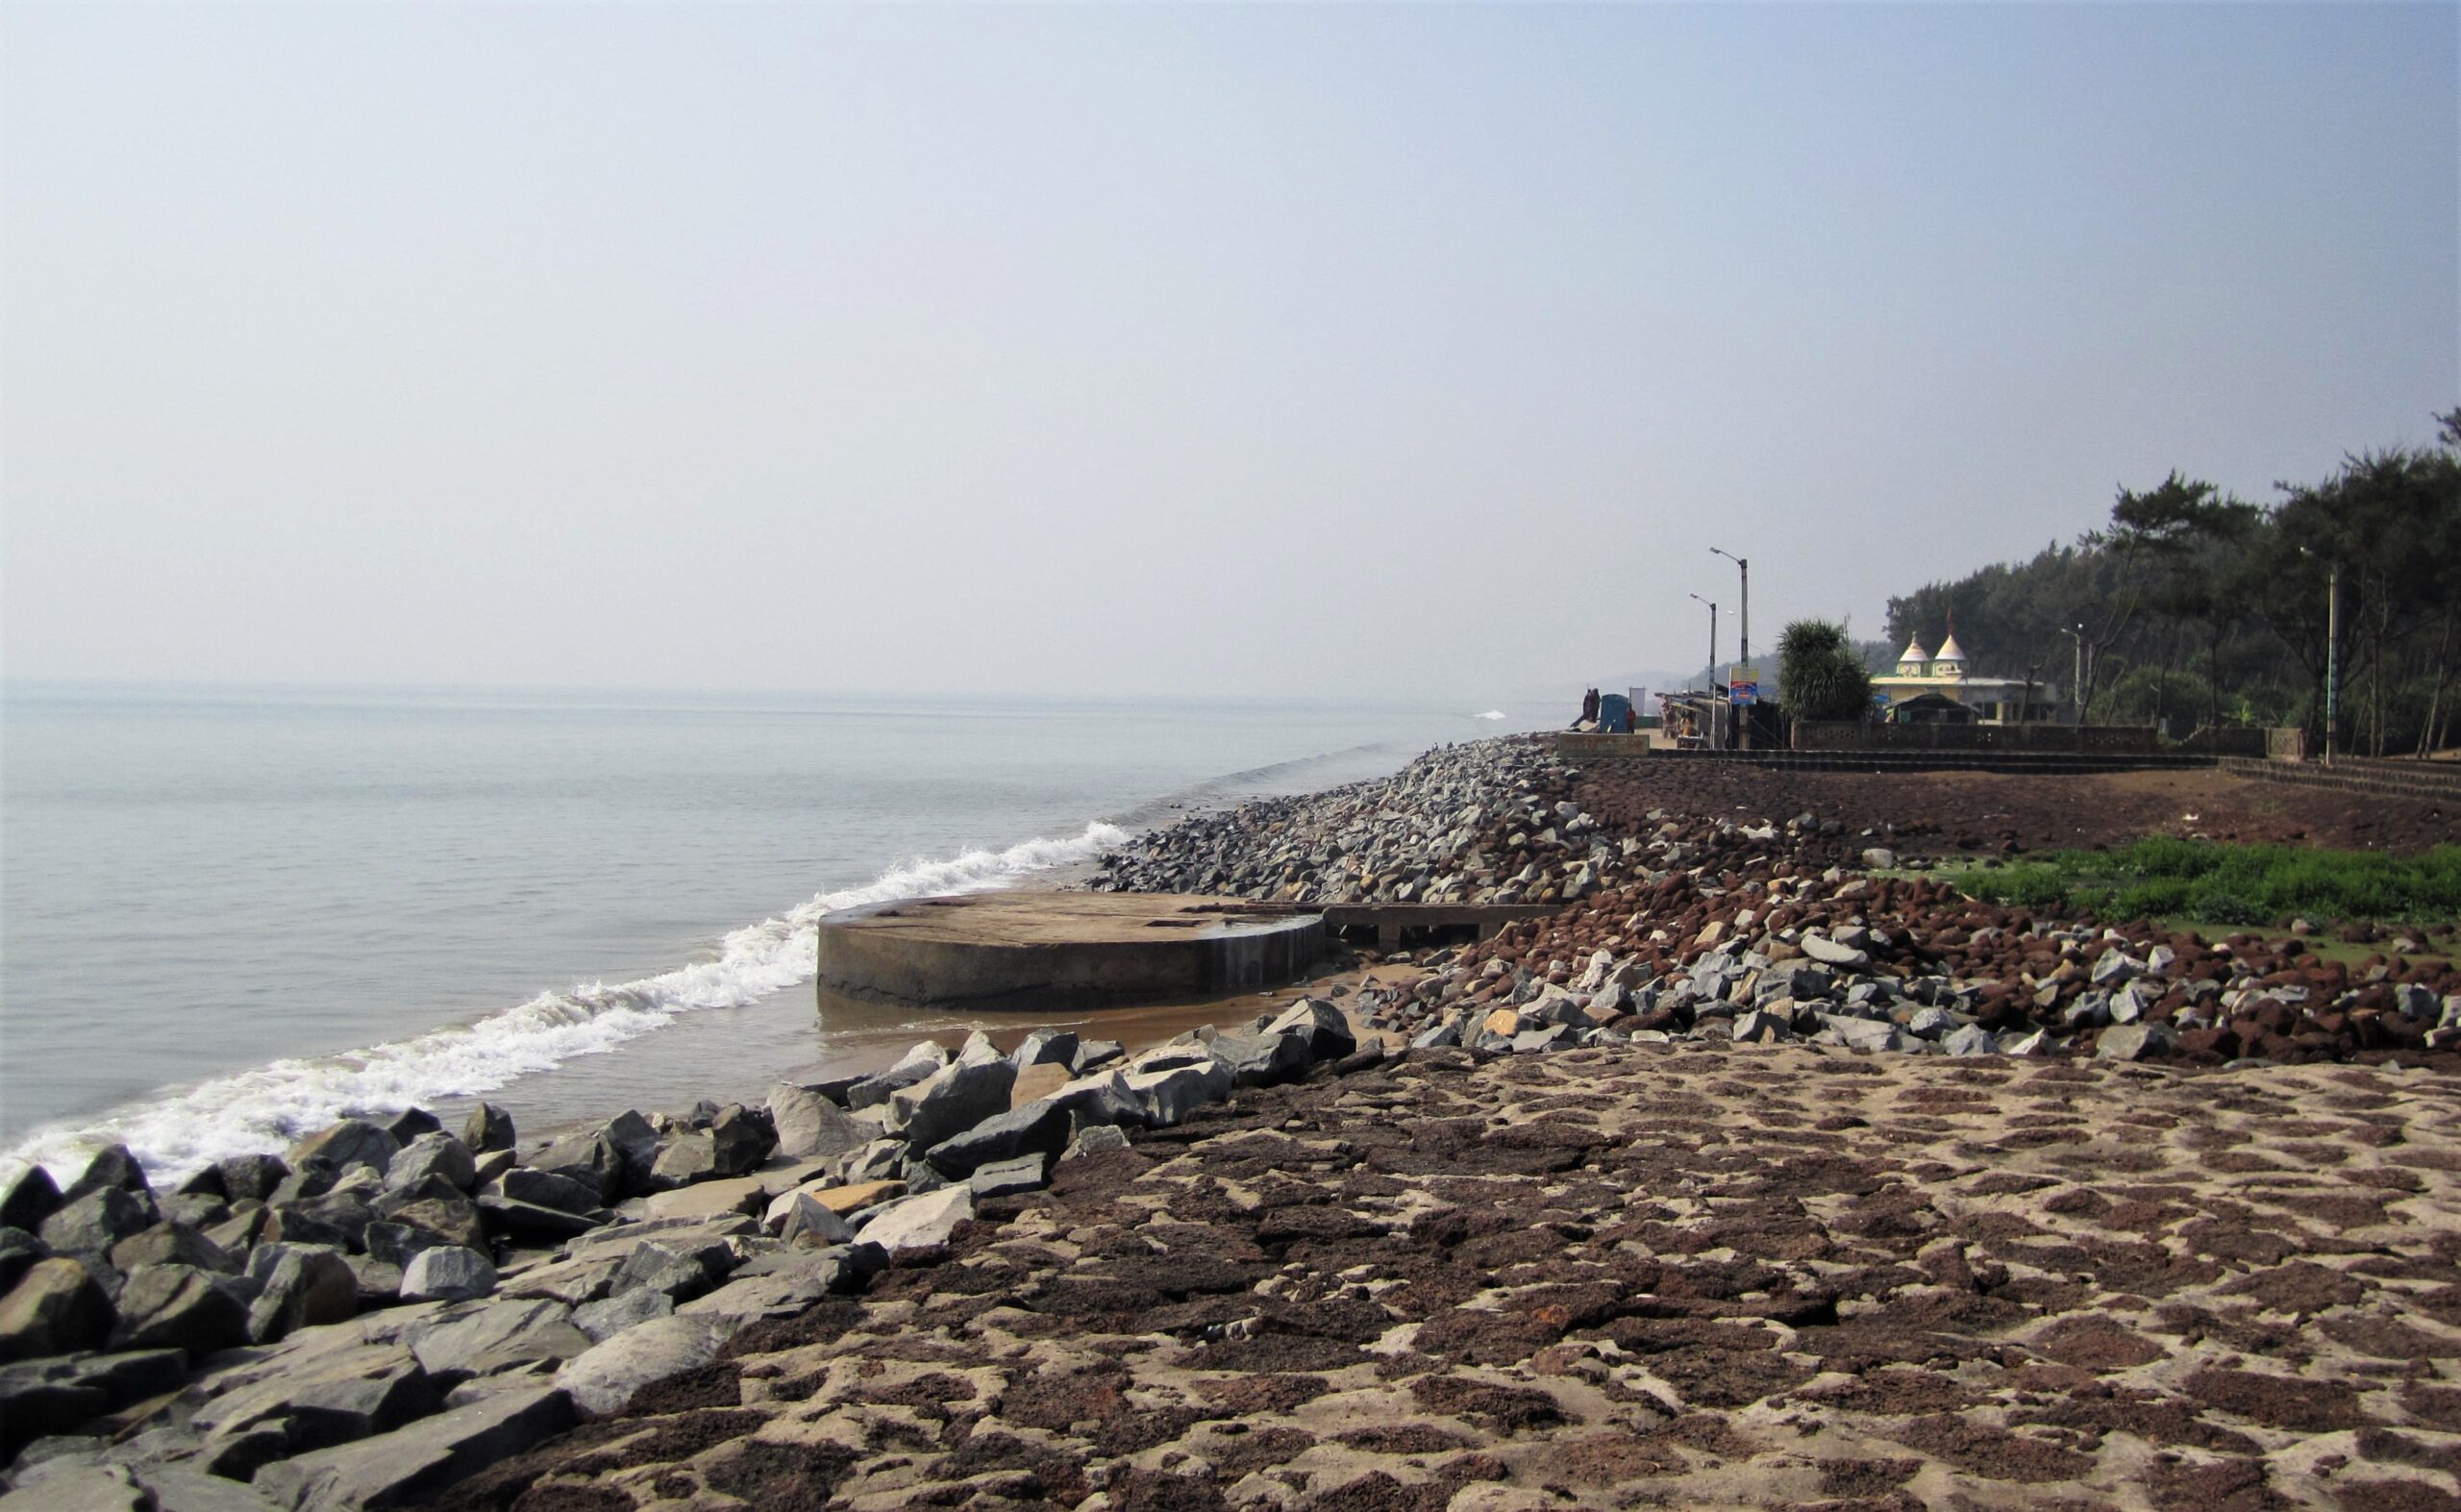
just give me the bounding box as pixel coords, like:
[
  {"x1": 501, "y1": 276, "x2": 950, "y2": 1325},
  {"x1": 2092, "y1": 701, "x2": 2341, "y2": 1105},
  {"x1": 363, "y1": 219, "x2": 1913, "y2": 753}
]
[
  {"x1": 1793, "y1": 722, "x2": 2164, "y2": 754},
  {"x1": 2221, "y1": 756, "x2": 2461, "y2": 806},
  {"x1": 1557, "y1": 733, "x2": 2213, "y2": 775}
]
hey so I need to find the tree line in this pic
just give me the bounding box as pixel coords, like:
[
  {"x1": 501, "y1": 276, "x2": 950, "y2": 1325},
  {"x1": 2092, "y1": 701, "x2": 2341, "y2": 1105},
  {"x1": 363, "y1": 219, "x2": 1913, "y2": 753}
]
[{"x1": 1879, "y1": 409, "x2": 2461, "y2": 756}]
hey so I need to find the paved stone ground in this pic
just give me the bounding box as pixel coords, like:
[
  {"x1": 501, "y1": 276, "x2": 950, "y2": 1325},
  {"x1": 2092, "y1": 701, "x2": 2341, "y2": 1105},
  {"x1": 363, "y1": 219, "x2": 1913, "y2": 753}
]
[{"x1": 433, "y1": 1042, "x2": 2461, "y2": 1512}]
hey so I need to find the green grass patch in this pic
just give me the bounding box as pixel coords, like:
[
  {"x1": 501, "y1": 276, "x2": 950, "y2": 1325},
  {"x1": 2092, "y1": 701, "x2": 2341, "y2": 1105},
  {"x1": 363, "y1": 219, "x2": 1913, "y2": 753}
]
[{"x1": 1946, "y1": 840, "x2": 2461, "y2": 927}]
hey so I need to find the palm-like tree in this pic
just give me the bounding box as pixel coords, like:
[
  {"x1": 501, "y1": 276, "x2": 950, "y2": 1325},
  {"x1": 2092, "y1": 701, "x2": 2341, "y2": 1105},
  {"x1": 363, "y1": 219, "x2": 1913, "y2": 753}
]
[{"x1": 1778, "y1": 619, "x2": 1876, "y2": 722}]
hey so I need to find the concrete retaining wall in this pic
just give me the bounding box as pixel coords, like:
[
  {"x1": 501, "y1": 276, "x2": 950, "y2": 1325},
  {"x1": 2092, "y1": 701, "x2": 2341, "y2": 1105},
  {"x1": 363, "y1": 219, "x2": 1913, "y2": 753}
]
[{"x1": 814, "y1": 896, "x2": 1326, "y2": 1014}]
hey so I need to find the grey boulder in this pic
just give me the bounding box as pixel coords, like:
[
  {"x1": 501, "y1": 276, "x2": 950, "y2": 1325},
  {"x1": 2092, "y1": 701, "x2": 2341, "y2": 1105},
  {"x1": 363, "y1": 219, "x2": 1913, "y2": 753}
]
[
  {"x1": 367, "y1": 1194, "x2": 483, "y2": 1255},
  {"x1": 41, "y1": 1188, "x2": 158, "y2": 1257},
  {"x1": 707, "y1": 1105, "x2": 775, "y2": 1176},
  {"x1": 1267, "y1": 999, "x2": 1356, "y2": 1060},
  {"x1": 0, "y1": 1227, "x2": 42, "y2": 1296},
  {"x1": 0, "y1": 1464, "x2": 154, "y2": 1510},
  {"x1": 764, "y1": 1190, "x2": 853, "y2": 1248},
  {"x1": 462, "y1": 1103, "x2": 515, "y2": 1154},
  {"x1": 2091, "y1": 947, "x2": 2145, "y2": 986},
  {"x1": 250, "y1": 1384, "x2": 576, "y2": 1512},
  {"x1": 1011, "y1": 1029, "x2": 1080, "y2": 1069},
  {"x1": 399, "y1": 1246, "x2": 496, "y2": 1304},
  {"x1": 523, "y1": 1132, "x2": 625, "y2": 1204},
  {"x1": 1728, "y1": 1008, "x2": 1789, "y2": 1044},
  {"x1": 832, "y1": 1139, "x2": 909, "y2": 1186},
  {"x1": 286, "y1": 1122, "x2": 402, "y2": 1178},
  {"x1": 62, "y1": 1146, "x2": 151, "y2": 1204},
  {"x1": 476, "y1": 1196, "x2": 604, "y2": 1244},
  {"x1": 246, "y1": 1245, "x2": 360, "y2": 1344},
  {"x1": 855, "y1": 1185, "x2": 972, "y2": 1255},
  {"x1": 214, "y1": 1154, "x2": 290, "y2": 1205},
  {"x1": 380, "y1": 1109, "x2": 442, "y2": 1145},
  {"x1": 1049, "y1": 1070, "x2": 1148, "y2": 1130},
  {"x1": 846, "y1": 1042, "x2": 949, "y2": 1110},
  {"x1": 0, "y1": 1257, "x2": 115, "y2": 1362},
  {"x1": 678, "y1": 1245, "x2": 882, "y2": 1325},
  {"x1": 489, "y1": 1166, "x2": 600, "y2": 1216},
  {"x1": 1070, "y1": 1038, "x2": 1126, "y2": 1075},
  {"x1": 1207, "y1": 1030, "x2": 1312, "y2": 1087},
  {"x1": 407, "y1": 1299, "x2": 590, "y2": 1377},
  {"x1": 1905, "y1": 1006, "x2": 1960, "y2": 1039},
  {"x1": 109, "y1": 1263, "x2": 250, "y2": 1354},
  {"x1": 887, "y1": 1059, "x2": 1016, "y2": 1150},
  {"x1": 109, "y1": 1220, "x2": 236, "y2": 1276},
  {"x1": 0, "y1": 1166, "x2": 63, "y2": 1233},
  {"x1": 642, "y1": 1133, "x2": 721, "y2": 1191},
  {"x1": 968, "y1": 1154, "x2": 1050, "y2": 1201},
  {"x1": 190, "y1": 1344, "x2": 438, "y2": 1457},
  {"x1": 0, "y1": 1349, "x2": 187, "y2": 1458},
  {"x1": 1123, "y1": 1059, "x2": 1232, "y2": 1128},
  {"x1": 766, "y1": 1084, "x2": 865, "y2": 1161},
  {"x1": 1064, "y1": 1124, "x2": 1130, "y2": 1159},
  {"x1": 608, "y1": 1237, "x2": 734, "y2": 1304},
  {"x1": 1820, "y1": 1014, "x2": 1914, "y2": 1054},
  {"x1": 923, "y1": 1098, "x2": 1072, "y2": 1178},
  {"x1": 1511, "y1": 1024, "x2": 1580, "y2": 1053},
  {"x1": 385, "y1": 1135, "x2": 476, "y2": 1196},
  {"x1": 571, "y1": 1285, "x2": 671, "y2": 1343},
  {"x1": 2097, "y1": 1022, "x2": 2177, "y2": 1061},
  {"x1": 1801, "y1": 933, "x2": 1873, "y2": 970},
  {"x1": 1942, "y1": 1023, "x2": 2001, "y2": 1056},
  {"x1": 554, "y1": 1315, "x2": 735, "y2": 1416}
]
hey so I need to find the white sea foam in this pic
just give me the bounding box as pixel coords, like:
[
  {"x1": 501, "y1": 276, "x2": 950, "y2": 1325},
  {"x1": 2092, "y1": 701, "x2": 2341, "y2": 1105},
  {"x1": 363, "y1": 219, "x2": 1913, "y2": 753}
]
[
  {"x1": 0, "y1": 821, "x2": 1128, "y2": 1182},
  {"x1": 1473, "y1": 709, "x2": 1508, "y2": 721}
]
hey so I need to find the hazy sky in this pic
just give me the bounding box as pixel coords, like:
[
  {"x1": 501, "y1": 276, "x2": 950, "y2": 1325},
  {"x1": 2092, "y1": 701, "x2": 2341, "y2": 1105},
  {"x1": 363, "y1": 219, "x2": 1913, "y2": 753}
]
[{"x1": 4, "y1": 3, "x2": 2453, "y2": 702}]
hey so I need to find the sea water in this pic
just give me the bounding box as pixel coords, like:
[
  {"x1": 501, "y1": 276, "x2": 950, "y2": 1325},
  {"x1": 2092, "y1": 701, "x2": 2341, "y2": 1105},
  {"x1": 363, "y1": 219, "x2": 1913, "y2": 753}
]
[{"x1": 1, "y1": 686, "x2": 1540, "y2": 1178}]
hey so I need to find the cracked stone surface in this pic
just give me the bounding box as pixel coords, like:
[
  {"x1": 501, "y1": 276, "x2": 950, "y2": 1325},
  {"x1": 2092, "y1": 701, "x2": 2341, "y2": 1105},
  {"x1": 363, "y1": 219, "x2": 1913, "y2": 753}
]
[{"x1": 418, "y1": 1039, "x2": 2461, "y2": 1511}]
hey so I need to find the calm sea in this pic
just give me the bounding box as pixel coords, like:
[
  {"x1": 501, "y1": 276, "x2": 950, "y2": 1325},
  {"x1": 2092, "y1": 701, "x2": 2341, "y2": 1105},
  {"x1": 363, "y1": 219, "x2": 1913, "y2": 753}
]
[{"x1": 1, "y1": 686, "x2": 1542, "y2": 1178}]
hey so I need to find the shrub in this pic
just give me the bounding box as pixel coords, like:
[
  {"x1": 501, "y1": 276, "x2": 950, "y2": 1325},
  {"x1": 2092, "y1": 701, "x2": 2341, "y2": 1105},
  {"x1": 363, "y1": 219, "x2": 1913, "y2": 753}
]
[
  {"x1": 1948, "y1": 841, "x2": 2459, "y2": 926},
  {"x1": 2112, "y1": 879, "x2": 2193, "y2": 918}
]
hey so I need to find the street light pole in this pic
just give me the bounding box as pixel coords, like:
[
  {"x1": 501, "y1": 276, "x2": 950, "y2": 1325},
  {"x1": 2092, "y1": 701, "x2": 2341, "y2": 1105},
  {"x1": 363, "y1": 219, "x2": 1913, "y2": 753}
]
[
  {"x1": 2057, "y1": 624, "x2": 2084, "y2": 724},
  {"x1": 2298, "y1": 546, "x2": 2341, "y2": 765},
  {"x1": 2325, "y1": 558, "x2": 2340, "y2": 765},
  {"x1": 1688, "y1": 593, "x2": 1718, "y2": 684},
  {"x1": 1710, "y1": 548, "x2": 1750, "y2": 669}
]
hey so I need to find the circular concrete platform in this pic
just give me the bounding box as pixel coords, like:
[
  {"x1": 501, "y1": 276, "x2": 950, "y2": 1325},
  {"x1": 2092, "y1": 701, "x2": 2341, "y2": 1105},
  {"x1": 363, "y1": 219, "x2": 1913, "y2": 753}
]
[{"x1": 813, "y1": 892, "x2": 1325, "y2": 1015}]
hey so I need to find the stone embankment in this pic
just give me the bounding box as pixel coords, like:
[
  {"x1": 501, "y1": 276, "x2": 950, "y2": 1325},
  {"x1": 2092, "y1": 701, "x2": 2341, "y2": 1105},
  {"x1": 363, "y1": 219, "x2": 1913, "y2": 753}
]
[
  {"x1": 0, "y1": 1007, "x2": 1370, "y2": 1509},
  {"x1": 1091, "y1": 741, "x2": 1592, "y2": 907},
  {"x1": 1097, "y1": 737, "x2": 2461, "y2": 1067}
]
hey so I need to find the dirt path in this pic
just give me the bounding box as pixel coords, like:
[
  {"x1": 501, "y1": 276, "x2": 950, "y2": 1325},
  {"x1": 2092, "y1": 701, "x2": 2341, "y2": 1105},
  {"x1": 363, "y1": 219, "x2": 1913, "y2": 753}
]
[{"x1": 1574, "y1": 765, "x2": 2460, "y2": 857}]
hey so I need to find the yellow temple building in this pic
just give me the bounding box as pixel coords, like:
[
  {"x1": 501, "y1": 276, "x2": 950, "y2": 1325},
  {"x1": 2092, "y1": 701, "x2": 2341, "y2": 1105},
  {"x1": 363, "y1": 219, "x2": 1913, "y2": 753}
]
[{"x1": 1873, "y1": 623, "x2": 2062, "y2": 724}]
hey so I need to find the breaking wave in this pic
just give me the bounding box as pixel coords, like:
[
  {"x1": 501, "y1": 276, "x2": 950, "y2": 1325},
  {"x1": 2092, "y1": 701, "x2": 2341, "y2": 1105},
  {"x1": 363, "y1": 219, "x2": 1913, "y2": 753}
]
[
  {"x1": 0, "y1": 822, "x2": 1128, "y2": 1181},
  {"x1": 1472, "y1": 709, "x2": 1508, "y2": 721}
]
